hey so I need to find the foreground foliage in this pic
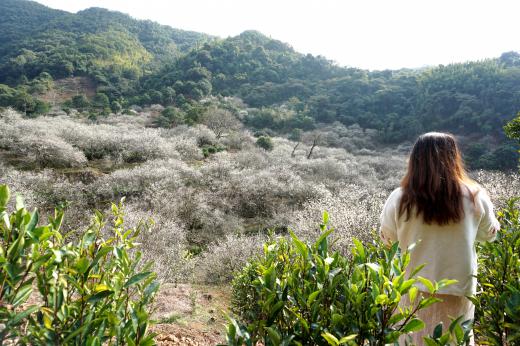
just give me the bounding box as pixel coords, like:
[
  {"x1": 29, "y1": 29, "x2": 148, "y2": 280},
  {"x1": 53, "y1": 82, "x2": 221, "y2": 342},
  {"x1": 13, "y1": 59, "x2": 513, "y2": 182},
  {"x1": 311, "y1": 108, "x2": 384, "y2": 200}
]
[
  {"x1": 0, "y1": 185, "x2": 158, "y2": 345},
  {"x1": 472, "y1": 198, "x2": 520, "y2": 345},
  {"x1": 228, "y1": 198, "x2": 520, "y2": 346},
  {"x1": 227, "y1": 213, "x2": 468, "y2": 346}
]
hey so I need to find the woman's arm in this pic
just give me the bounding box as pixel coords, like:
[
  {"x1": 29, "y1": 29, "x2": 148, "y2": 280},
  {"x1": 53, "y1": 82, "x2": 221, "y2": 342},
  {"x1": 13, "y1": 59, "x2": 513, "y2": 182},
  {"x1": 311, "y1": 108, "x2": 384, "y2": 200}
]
[
  {"x1": 380, "y1": 189, "x2": 400, "y2": 246},
  {"x1": 475, "y1": 190, "x2": 500, "y2": 242}
]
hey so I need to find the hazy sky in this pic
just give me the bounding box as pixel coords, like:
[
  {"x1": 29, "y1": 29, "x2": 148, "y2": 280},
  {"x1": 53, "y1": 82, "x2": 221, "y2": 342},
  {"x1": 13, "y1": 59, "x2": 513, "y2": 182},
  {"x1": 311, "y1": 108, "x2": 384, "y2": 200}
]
[{"x1": 34, "y1": 0, "x2": 520, "y2": 70}]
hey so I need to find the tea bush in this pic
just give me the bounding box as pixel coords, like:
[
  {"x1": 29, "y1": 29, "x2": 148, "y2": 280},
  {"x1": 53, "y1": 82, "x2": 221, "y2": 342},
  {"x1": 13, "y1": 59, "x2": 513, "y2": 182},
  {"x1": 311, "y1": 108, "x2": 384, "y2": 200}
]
[
  {"x1": 228, "y1": 198, "x2": 520, "y2": 346},
  {"x1": 0, "y1": 184, "x2": 159, "y2": 345},
  {"x1": 227, "y1": 212, "x2": 463, "y2": 345},
  {"x1": 472, "y1": 198, "x2": 520, "y2": 345}
]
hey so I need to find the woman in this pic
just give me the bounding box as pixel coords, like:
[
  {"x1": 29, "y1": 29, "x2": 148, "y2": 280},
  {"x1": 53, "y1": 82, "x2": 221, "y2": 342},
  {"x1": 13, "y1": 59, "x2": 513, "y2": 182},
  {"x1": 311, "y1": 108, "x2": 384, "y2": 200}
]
[{"x1": 379, "y1": 132, "x2": 499, "y2": 345}]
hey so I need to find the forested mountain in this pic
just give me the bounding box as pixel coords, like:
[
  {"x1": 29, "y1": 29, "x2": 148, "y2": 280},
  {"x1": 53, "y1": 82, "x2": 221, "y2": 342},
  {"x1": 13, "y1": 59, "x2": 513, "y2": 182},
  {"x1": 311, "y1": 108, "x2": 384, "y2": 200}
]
[
  {"x1": 0, "y1": 0, "x2": 519, "y2": 169},
  {"x1": 0, "y1": 0, "x2": 211, "y2": 85},
  {"x1": 141, "y1": 31, "x2": 520, "y2": 136},
  {"x1": 139, "y1": 32, "x2": 520, "y2": 168}
]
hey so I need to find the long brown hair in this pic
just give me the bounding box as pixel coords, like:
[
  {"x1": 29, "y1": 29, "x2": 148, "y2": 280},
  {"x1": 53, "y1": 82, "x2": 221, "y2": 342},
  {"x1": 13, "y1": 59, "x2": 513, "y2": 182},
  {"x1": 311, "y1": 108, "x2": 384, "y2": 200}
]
[{"x1": 399, "y1": 132, "x2": 474, "y2": 225}]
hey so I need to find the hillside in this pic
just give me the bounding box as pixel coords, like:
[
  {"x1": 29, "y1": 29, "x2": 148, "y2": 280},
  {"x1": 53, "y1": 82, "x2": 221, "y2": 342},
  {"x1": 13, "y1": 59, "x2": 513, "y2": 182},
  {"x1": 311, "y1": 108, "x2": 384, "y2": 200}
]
[
  {"x1": 0, "y1": 2, "x2": 519, "y2": 342},
  {"x1": 139, "y1": 34, "x2": 520, "y2": 169},
  {"x1": 1, "y1": 106, "x2": 519, "y2": 344},
  {"x1": 0, "y1": 0, "x2": 211, "y2": 84},
  {"x1": 0, "y1": 0, "x2": 518, "y2": 169}
]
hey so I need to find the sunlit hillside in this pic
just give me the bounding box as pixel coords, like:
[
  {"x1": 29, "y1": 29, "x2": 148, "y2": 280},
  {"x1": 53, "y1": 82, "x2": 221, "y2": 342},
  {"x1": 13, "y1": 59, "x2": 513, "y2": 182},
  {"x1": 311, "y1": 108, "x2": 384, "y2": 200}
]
[{"x1": 1, "y1": 1, "x2": 520, "y2": 345}]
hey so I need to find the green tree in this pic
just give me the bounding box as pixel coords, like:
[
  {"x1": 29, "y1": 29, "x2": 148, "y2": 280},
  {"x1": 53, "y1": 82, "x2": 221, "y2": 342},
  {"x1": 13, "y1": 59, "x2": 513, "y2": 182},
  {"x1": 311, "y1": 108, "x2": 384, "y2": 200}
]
[
  {"x1": 93, "y1": 92, "x2": 110, "y2": 109},
  {"x1": 71, "y1": 94, "x2": 90, "y2": 110},
  {"x1": 256, "y1": 135, "x2": 273, "y2": 151},
  {"x1": 12, "y1": 90, "x2": 35, "y2": 115},
  {"x1": 32, "y1": 99, "x2": 50, "y2": 115},
  {"x1": 0, "y1": 84, "x2": 16, "y2": 106},
  {"x1": 505, "y1": 112, "x2": 520, "y2": 142},
  {"x1": 111, "y1": 100, "x2": 122, "y2": 113},
  {"x1": 154, "y1": 106, "x2": 185, "y2": 128}
]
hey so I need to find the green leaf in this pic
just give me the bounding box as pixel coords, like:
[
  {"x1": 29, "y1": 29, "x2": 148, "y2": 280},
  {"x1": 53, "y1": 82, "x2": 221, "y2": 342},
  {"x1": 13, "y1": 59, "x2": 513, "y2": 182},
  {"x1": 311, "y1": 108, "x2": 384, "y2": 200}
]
[
  {"x1": 124, "y1": 272, "x2": 153, "y2": 288},
  {"x1": 94, "y1": 246, "x2": 113, "y2": 261},
  {"x1": 75, "y1": 257, "x2": 90, "y2": 274},
  {"x1": 452, "y1": 323, "x2": 464, "y2": 342},
  {"x1": 375, "y1": 294, "x2": 388, "y2": 305},
  {"x1": 400, "y1": 279, "x2": 415, "y2": 292},
  {"x1": 439, "y1": 333, "x2": 450, "y2": 344},
  {"x1": 12, "y1": 284, "x2": 33, "y2": 307},
  {"x1": 448, "y1": 315, "x2": 463, "y2": 334},
  {"x1": 266, "y1": 326, "x2": 281, "y2": 345},
  {"x1": 144, "y1": 281, "x2": 160, "y2": 300},
  {"x1": 63, "y1": 319, "x2": 99, "y2": 343},
  {"x1": 315, "y1": 228, "x2": 334, "y2": 250},
  {"x1": 88, "y1": 290, "x2": 114, "y2": 304},
  {"x1": 323, "y1": 211, "x2": 329, "y2": 224},
  {"x1": 389, "y1": 313, "x2": 406, "y2": 325},
  {"x1": 418, "y1": 276, "x2": 435, "y2": 293},
  {"x1": 269, "y1": 301, "x2": 284, "y2": 321},
  {"x1": 433, "y1": 322, "x2": 443, "y2": 339},
  {"x1": 437, "y1": 279, "x2": 458, "y2": 290},
  {"x1": 408, "y1": 286, "x2": 418, "y2": 303},
  {"x1": 0, "y1": 184, "x2": 10, "y2": 208},
  {"x1": 322, "y1": 332, "x2": 339, "y2": 345},
  {"x1": 26, "y1": 210, "x2": 39, "y2": 234},
  {"x1": 82, "y1": 230, "x2": 97, "y2": 247},
  {"x1": 409, "y1": 264, "x2": 426, "y2": 278},
  {"x1": 28, "y1": 225, "x2": 46, "y2": 242},
  {"x1": 353, "y1": 239, "x2": 365, "y2": 261},
  {"x1": 290, "y1": 230, "x2": 308, "y2": 258},
  {"x1": 423, "y1": 338, "x2": 439, "y2": 346},
  {"x1": 338, "y1": 334, "x2": 358, "y2": 344},
  {"x1": 402, "y1": 318, "x2": 425, "y2": 333},
  {"x1": 263, "y1": 265, "x2": 276, "y2": 289},
  {"x1": 307, "y1": 290, "x2": 320, "y2": 306},
  {"x1": 418, "y1": 297, "x2": 442, "y2": 309},
  {"x1": 7, "y1": 237, "x2": 22, "y2": 258},
  {"x1": 8, "y1": 305, "x2": 39, "y2": 325},
  {"x1": 365, "y1": 262, "x2": 381, "y2": 273}
]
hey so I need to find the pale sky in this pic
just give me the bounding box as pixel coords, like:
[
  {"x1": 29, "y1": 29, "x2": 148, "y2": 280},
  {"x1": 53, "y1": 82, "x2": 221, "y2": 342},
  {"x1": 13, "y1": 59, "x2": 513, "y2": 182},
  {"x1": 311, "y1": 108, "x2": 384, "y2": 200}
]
[{"x1": 34, "y1": 0, "x2": 520, "y2": 70}]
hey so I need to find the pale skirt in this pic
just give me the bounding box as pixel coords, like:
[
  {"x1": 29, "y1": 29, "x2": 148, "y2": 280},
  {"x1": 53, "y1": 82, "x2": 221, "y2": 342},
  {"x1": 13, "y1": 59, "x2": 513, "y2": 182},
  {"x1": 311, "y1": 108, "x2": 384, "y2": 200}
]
[{"x1": 399, "y1": 293, "x2": 475, "y2": 346}]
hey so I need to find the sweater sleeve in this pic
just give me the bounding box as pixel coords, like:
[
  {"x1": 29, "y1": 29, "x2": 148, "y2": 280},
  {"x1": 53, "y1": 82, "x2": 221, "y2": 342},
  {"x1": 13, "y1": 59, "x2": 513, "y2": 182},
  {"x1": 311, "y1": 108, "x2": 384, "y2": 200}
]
[
  {"x1": 475, "y1": 189, "x2": 499, "y2": 242},
  {"x1": 380, "y1": 188, "x2": 400, "y2": 246}
]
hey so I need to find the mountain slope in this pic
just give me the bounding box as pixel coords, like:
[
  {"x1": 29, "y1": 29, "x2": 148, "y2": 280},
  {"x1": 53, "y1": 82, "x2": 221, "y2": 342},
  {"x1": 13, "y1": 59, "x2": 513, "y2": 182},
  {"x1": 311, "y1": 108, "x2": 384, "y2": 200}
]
[
  {"x1": 0, "y1": 0, "x2": 518, "y2": 169},
  {"x1": 0, "y1": 0, "x2": 211, "y2": 85}
]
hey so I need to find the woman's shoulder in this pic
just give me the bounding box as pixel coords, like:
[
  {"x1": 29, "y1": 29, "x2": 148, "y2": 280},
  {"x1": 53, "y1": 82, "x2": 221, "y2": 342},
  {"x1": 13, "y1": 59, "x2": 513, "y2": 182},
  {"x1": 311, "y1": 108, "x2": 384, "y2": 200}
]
[
  {"x1": 462, "y1": 181, "x2": 494, "y2": 211},
  {"x1": 462, "y1": 181, "x2": 488, "y2": 200},
  {"x1": 386, "y1": 187, "x2": 403, "y2": 204}
]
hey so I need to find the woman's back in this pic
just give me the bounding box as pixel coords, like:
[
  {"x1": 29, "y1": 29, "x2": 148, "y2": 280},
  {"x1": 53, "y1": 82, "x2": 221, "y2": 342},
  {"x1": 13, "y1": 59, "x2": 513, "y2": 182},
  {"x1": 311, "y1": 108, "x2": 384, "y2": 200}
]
[
  {"x1": 379, "y1": 132, "x2": 499, "y2": 345},
  {"x1": 380, "y1": 184, "x2": 498, "y2": 296}
]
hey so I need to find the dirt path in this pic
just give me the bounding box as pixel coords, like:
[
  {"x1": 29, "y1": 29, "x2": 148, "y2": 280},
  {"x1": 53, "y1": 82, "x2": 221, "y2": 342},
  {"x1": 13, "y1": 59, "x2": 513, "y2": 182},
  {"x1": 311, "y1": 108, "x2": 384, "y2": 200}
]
[{"x1": 152, "y1": 283, "x2": 230, "y2": 345}]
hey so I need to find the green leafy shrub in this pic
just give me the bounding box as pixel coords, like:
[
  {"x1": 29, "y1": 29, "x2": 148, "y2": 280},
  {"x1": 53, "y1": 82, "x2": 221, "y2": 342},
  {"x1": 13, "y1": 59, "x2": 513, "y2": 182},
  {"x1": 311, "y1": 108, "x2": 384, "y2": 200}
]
[
  {"x1": 256, "y1": 136, "x2": 274, "y2": 151},
  {"x1": 154, "y1": 106, "x2": 185, "y2": 128},
  {"x1": 227, "y1": 212, "x2": 459, "y2": 345},
  {"x1": 505, "y1": 112, "x2": 520, "y2": 141},
  {"x1": 202, "y1": 144, "x2": 226, "y2": 158},
  {"x1": 472, "y1": 198, "x2": 520, "y2": 345},
  {"x1": 0, "y1": 184, "x2": 159, "y2": 345},
  {"x1": 422, "y1": 316, "x2": 473, "y2": 346}
]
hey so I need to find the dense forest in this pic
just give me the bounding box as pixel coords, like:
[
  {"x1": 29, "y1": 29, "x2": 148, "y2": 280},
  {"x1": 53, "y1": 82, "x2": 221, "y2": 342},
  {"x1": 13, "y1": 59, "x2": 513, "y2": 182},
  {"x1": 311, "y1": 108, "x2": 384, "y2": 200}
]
[{"x1": 0, "y1": 0, "x2": 519, "y2": 169}]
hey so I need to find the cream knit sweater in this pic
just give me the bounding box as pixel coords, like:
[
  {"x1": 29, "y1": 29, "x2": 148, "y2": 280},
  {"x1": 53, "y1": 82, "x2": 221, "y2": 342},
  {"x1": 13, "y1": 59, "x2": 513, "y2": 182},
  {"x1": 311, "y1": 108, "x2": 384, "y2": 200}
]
[{"x1": 380, "y1": 186, "x2": 499, "y2": 296}]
